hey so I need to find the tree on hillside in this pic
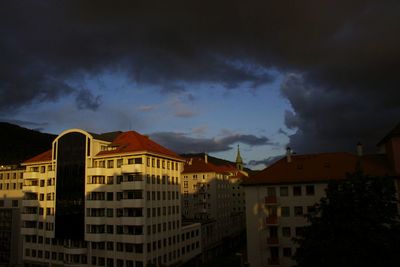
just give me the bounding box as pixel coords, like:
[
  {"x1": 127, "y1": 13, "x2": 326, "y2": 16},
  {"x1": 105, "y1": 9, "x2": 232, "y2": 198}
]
[{"x1": 293, "y1": 171, "x2": 400, "y2": 267}]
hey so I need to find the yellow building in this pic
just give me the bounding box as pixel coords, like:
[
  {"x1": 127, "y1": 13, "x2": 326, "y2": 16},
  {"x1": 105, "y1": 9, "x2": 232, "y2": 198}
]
[
  {"x1": 181, "y1": 151, "x2": 247, "y2": 260},
  {"x1": 0, "y1": 165, "x2": 24, "y2": 267},
  {"x1": 21, "y1": 128, "x2": 201, "y2": 267}
]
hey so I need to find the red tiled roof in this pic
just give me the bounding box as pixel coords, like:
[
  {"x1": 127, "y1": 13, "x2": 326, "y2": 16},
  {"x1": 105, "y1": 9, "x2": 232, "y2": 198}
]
[
  {"x1": 243, "y1": 152, "x2": 394, "y2": 186},
  {"x1": 23, "y1": 149, "x2": 52, "y2": 164},
  {"x1": 96, "y1": 131, "x2": 182, "y2": 160},
  {"x1": 182, "y1": 157, "x2": 221, "y2": 173},
  {"x1": 377, "y1": 122, "x2": 400, "y2": 146},
  {"x1": 182, "y1": 156, "x2": 244, "y2": 176}
]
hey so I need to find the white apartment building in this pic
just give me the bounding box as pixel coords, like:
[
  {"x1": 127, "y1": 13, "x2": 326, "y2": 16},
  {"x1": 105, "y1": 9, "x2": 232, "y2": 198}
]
[
  {"x1": 181, "y1": 153, "x2": 247, "y2": 259},
  {"x1": 21, "y1": 128, "x2": 201, "y2": 267},
  {"x1": 243, "y1": 126, "x2": 400, "y2": 267},
  {"x1": 0, "y1": 165, "x2": 25, "y2": 267}
]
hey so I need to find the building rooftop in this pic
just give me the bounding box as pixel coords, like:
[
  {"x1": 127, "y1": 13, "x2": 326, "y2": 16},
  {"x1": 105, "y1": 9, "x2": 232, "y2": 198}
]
[
  {"x1": 243, "y1": 152, "x2": 394, "y2": 186},
  {"x1": 24, "y1": 130, "x2": 182, "y2": 163},
  {"x1": 377, "y1": 122, "x2": 400, "y2": 146},
  {"x1": 182, "y1": 155, "x2": 247, "y2": 178},
  {"x1": 96, "y1": 131, "x2": 182, "y2": 159},
  {"x1": 23, "y1": 149, "x2": 52, "y2": 164}
]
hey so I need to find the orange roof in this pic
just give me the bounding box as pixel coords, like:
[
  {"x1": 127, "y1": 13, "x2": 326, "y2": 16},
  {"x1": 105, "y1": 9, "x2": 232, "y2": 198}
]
[
  {"x1": 182, "y1": 156, "x2": 244, "y2": 176},
  {"x1": 23, "y1": 149, "x2": 52, "y2": 164},
  {"x1": 96, "y1": 131, "x2": 182, "y2": 160},
  {"x1": 182, "y1": 157, "x2": 221, "y2": 173},
  {"x1": 243, "y1": 152, "x2": 394, "y2": 186}
]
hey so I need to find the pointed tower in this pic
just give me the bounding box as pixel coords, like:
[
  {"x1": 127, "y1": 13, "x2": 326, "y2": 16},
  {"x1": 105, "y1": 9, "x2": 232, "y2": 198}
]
[{"x1": 236, "y1": 144, "x2": 244, "y2": 171}]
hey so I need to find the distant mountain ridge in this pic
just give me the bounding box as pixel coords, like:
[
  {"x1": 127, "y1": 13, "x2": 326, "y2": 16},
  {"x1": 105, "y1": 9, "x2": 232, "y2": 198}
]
[{"x1": 0, "y1": 122, "x2": 55, "y2": 165}]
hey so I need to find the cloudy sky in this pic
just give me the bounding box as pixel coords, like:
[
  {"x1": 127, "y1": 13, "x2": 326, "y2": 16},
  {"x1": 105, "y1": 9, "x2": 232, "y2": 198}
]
[{"x1": 1, "y1": 0, "x2": 399, "y2": 169}]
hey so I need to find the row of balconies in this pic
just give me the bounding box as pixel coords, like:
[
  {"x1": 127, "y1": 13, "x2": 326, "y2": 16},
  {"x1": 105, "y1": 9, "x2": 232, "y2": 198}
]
[
  {"x1": 22, "y1": 164, "x2": 143, "y2": 181},
  {"x1": 87, "y1": 164, "x2": 143, "y2": 176},
  {"x1": 23, "y1": 171, "x2": 55, "y2": 179},
  {"x1": 85, "y1": 233, "x2": 145, "y2": 244}
]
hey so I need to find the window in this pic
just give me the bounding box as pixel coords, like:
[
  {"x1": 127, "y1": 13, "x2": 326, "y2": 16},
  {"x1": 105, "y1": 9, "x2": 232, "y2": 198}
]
[
  {"x1": 293, "y1": 186, "x2": 302, "y2": 196},
  {"x1": 295, "y1": 227, "x2": 304, "y2": 236},
  {"x1": 107, "y1": 209, "x2": 113, "y2": 217},
  {"x1": 281, "y1": 206, "x2": 290, "y2": 217},
  {"x1": 117, "y1": 159, "x2": 123, "y2": 167},
  {"x1": 307, "y1": 205, "x2": 316, "y2": 213},
  {"x1": 282, "y1": 227, "x2": 291, "y2": 237},
  {"x1": 294, "y1": 206, "x2": 303, "y2": 216},
  {"x1": 279, "y1": 186, "x2": 289, "y2": 196},
  {"x1": 283, "y1": 247, "x2": 292, "y2": 257},
  {"x1": 107, "y1": 160, "x2": 114, "y2": 168},
  {"x1": 306, "y1": 185, "x2": 315, "y2": 195},
  {"x1": 183, "y1": 181, "x2": 188, "y2": 188},
  {"x1": 267, "y1": 187, "x2": 276, "y2": 196}
]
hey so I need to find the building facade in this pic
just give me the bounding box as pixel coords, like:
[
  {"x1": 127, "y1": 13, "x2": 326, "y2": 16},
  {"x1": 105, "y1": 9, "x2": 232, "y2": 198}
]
[
  {"x1": 21, "y1": 128, "x2": 201, "y2": 267},
  {"x1": 181, "y1": 152, "x2": 247, "y2": 260},
  {"x1": 243, "y1": 124, "x2": 400, "y2": 267},
  {"x1": 0, "y1": 165, "x2": 24, "y2": 267}
]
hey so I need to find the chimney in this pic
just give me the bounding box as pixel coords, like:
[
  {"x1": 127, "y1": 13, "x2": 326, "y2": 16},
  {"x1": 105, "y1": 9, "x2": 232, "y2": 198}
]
[
  {"x1": 204, "y1": 153, "x2": 208, "y2": 164},
  {"x1": 357, "y1": 142, "x2": 363, "y2": 157},
  {"x1": 286, "y1": 147, "x2": 292, "y2": 163},
  {"x1": 188, "y1": 158, "x2": 193, "y2": 165}
]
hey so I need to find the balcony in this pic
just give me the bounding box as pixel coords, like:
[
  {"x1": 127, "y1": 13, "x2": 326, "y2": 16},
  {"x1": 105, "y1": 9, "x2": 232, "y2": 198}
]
[
  {"x1": 121, "y1": 181, "x2": 144, "y2": 190},
  {"x1": 265, "y1": 196, "x2": 278, "y2": 204},
  {"x1": 265, "y1": 216, "x2": 278, "y2": 225},
  {"x1": 267, "y1": 237, "x2": 279, "y2": 245},
  {"x1": 21, "y1": 227, "x2": 37, "y2": 235},
  {"x1": 120, "y1": 217, "x2": 145, "y2": 225},
  {"x1": 268, "y1": 258, "x2": 280, "y2": 266},
  {"x1": 121, "y1": 164, "x2": 142, "y2": 173},
  {"x1": 85, "y1": 217, "x2": 106, "y2": 225},
  {"x1": 85, "y1": 233, "x2": 107, "y2": 242},
  {"x1": 23, "y1": 172, "x2": 40, "y2": 179},
  {"x1": 22, "y1": 200, "x2": 39, "y2": 206},
  {"x1": 120, "y1": 199, "x2": 145, "y2": 207},
  {"x1": 118, "y1": 234, "x2": 145, "y2": 244},
  {"x1": 87, "y1": 167, "x2": 107, "y2": 176},
  {"x1": 21, "y1": 213, "x2": 38, "y2": 221}
]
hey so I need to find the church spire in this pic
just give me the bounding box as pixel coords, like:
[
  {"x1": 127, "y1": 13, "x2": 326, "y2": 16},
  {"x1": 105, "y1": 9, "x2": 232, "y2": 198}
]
[{"x1": 236, "y1": 144, "x2": 243, "y2": 171}]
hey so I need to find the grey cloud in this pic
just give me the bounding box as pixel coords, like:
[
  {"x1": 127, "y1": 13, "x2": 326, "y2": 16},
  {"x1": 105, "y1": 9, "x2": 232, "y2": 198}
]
[
  {"x1": 281, "y1": 73, "x2": 400, "y2": 154},
  {"x1": 149, "y1": 132, "x2": 271, "y2": 154},
  {"x1": 0, "y1": 0, "x2": 399, "y2": 155},
  {"x1": 248, "y1": 155, "x2": 282, "y2": 168},
  {"x1": 75, "y1": 89, "x2": 102, "y2": 111}
]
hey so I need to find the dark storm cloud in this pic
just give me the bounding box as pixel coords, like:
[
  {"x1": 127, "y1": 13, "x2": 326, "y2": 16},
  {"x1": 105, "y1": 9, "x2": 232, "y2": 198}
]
[
  {"x1": 281, "y1": 73, "x2": 400, "y2": 154},
  {"x1": 75, "y1": 89, "x2": 102, "y2": 111},
  {"x1": 1, "y1": 0, "x2": 399, "y2": 152},
  {"x1": 248, "y1": 155, "x2": 282, "y2": 168},
  {"x1": 149, "y1": 132, "x2": 270, "y2": 154}
]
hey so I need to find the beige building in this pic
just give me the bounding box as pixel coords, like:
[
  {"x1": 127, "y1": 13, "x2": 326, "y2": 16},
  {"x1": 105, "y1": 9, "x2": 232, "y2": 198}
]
[
  {"x1": 0, "y1": 165, "x2": 24, "y2": 267},
  {"x1": 21, "y1": 128, "x2": 201, "y2": 267},
  {"x1": 243, "y1": 124, "x2": 400, "y2": 267},
  {"x1": 181, "y1": 151, "x2": 247, "y2": 260}
]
